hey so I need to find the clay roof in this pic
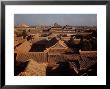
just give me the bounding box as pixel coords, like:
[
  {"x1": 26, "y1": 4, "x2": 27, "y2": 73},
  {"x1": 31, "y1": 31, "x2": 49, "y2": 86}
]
[
  {"x1": 18, "y1": 59, "x2": 47, "y2": 76},
  {"x1": 49, "y1": 40, "x2": 68, "y2": 49},
  {"x1": 79, "y1": 56, "x2": 97, "y2": 70},
  {"x1": 80, "y1": 51, "x2": 97, "y2": 57},
  {"x1": 14, "y1": 39, "x2": 26, "y2": 47},
  {"x1": 15, "y1": 41, "x2": 32, "y2": 53},
  {"x1": 68, "y1": 53, "x2": 97, "y2": 74},
  {"x1": 16, "y1": 52, "x2": 47, "y2": 63},
  {"x1": 64, "y1": 54, "x2": 81, "y2": 61}
]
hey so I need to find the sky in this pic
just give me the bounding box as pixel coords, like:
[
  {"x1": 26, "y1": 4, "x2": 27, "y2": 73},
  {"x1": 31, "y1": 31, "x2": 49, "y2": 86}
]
[{"x1": 14, "y1": 14, "x2": 97, "y2": 26}]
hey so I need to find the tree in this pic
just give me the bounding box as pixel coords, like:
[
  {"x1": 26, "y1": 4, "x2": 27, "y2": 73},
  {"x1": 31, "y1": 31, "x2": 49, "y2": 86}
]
[{"x1": 22, "y1": 30, "x2": 27, "y2": 39}]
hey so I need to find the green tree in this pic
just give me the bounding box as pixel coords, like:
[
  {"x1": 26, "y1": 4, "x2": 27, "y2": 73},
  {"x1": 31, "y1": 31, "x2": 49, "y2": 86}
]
[{"x1": 22, "y1": 30, "x2": 27, "y2": 39}]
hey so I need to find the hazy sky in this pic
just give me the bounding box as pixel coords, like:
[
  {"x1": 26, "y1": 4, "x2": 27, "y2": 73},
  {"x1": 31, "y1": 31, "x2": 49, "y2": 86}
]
[{"x1": 14, "y1": 14, "x2": 97, "y2": 26}]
